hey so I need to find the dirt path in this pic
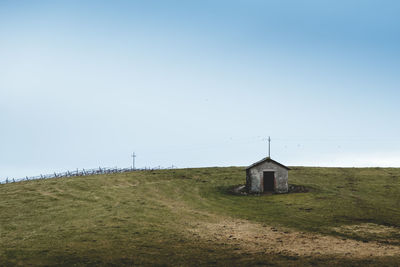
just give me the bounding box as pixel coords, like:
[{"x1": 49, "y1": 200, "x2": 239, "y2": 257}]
[
  {"x1": 147, "y1": 183, "x2": 400, "y2": 259},
  {"x1": 188, "y1": 219, "x2": 400, "y2": 258}
]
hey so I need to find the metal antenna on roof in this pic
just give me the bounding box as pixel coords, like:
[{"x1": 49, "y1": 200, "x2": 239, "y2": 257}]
[{"x1": 268, "y1": 136, "x2": 271, "y2": 158}]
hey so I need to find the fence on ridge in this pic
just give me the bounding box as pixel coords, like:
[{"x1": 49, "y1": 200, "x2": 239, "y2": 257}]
[{"x1": 0, "y1": 165, "x2": 177, "y2": 185}]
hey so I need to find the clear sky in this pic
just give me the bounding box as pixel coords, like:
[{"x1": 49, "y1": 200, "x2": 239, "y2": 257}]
[{"x1": 1, "y1": 0, "x2": 400, "y2": 180}]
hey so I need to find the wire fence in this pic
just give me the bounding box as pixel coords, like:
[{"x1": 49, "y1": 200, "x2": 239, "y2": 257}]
[{"x1": 0, "y1": 165, "x2": 177, "y2": 185}]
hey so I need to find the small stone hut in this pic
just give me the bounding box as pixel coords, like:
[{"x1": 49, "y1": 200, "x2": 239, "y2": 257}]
[{"x1": 246, "y1": 157, "x2": 290, "y2": 193}]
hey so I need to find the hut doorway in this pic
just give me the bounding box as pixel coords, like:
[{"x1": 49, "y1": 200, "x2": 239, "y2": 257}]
[{"x1": 263, "y1": 171, "x2": 275, "y2": 192}]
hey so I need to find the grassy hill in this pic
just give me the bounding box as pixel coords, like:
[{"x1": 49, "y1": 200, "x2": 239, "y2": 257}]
[{"x1": 1, "y1": 167, "x2": 400, "y2": 266}]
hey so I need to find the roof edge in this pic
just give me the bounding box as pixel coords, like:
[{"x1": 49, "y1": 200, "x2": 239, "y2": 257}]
[{"x1": 246, "y1": 157, "x2": 291, "y2": 170}]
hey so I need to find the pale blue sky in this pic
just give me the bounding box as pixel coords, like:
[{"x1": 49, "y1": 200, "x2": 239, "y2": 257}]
[{"x1": 1, "y1": 0, "x2": 400, "y2": 179}]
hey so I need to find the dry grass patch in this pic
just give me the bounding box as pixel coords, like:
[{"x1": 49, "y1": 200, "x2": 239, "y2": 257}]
[
  {"x1": 333, "y1": 223, "x2": 400, "y2": 245},
  {"x1": 189, "y1": 218, "x2": 400, "y2": 258}
]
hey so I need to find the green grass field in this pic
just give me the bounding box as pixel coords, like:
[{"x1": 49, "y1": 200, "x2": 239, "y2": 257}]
[{"x1": 1, "y1": 167, "x2": 400, "y2": 266}]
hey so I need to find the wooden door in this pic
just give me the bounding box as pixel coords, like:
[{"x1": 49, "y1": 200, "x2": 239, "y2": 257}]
[{"x1": 263, "y1": 171, "x2": 275, "y2": 192}]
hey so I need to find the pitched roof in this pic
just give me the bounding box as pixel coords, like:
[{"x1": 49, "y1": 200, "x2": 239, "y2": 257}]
[{"x1": 246, "y1": 157, "x2": 291, "y2": 170}]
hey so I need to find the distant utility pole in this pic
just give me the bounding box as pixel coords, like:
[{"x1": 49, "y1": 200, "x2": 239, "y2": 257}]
[
  {"x1": 268, "y1": 136, "x2": 271, "y2": 158},
  {"x1": 131, "y1": 152, "x2": 136, "y2": 170}
]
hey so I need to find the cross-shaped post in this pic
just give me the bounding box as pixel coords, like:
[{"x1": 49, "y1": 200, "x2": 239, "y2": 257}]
[{"x1": 131, "y1": 152, "x2": 136, "y2": 170}]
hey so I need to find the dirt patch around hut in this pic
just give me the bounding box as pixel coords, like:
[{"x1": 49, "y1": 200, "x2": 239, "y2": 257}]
[{"x1": 228, "y1": 184, "x2": 309, "y2": 196}]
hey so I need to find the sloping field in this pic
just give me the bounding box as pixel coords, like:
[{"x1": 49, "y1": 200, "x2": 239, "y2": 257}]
[{"x1": 1, "y1": 167, "x2": 400, "y2": 266}]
